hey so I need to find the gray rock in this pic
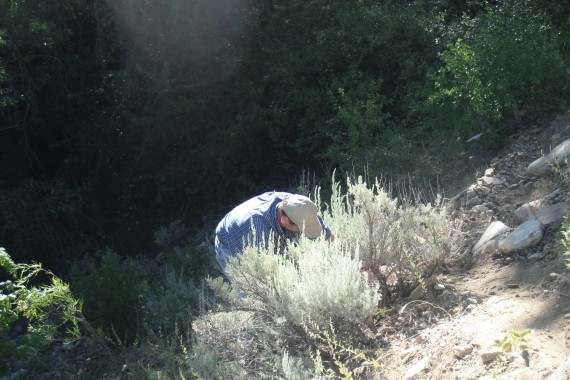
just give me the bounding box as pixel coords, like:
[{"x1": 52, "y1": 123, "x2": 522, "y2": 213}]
[
  {"x1": 498, "y1": 220, "x2": 544, "y2": 253},
  {"x1": 551, "y1": 139, "x2": 570, "y2": 164},
  {"x1": 466, "y1": 189, "x2": 477, "y2": 199},
  {"x1": 465, "y1": 304, "x2": 477, "y2": 313},
  {"x1": 527, "y1": 138, "x2": 570, "y2": 177},
  {"x1": 404, "y1": 357, "x2": 430, "y2": 379},
  {"x1": 514, "y1": 203, "x2": 535, "y2": 222},
  {"x1": 480, "y1": 350, "x2": 503, "y2": 363},
  {"x1": 433, "y1": 283, "x2": 445, "y2": 291},
  {"x1": 479, "y1": 176, "x2": 504, "y2": 186},
  {"x1": 465, "y1": 196, "x2": 482, "y2": 207},
  {"x1": 528, "y1": 252, "x2": 544, "y2": 261},
  {"x1": 471, "y1": 205, "x2": 488, "y2": 213},
  {"x1": 473, "y1": 221, "x2": 511, "y2": 256},
  {"x1": 534, "y1": 202, "x2": 567, "y2": 224},
  {"x1": 527, "y1": 157, "x2": 551, "y2": 176},
  {"x1": 515, "y1": 201, "x2": 567, "y2": 224},
  {"x1": 465, "y1": 297, "x2": 479, "y2": 304},
  {"x1": 453, "y1": 342, "x2": 473, "y2": 359}
]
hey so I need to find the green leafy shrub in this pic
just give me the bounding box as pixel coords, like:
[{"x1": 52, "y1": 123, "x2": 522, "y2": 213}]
[
  {"x1": 69, "y1": 219, "x2": 210, "y2": 351},
  {"x1": 325, "y1": 175, "x2": 457, "y2": 305},
  {"x1": 153, "y1": 220, "x2": 210, "y2": 278},
  {"x1": 428, "y1": 0, "x2": 566, "y2": 144},
  {"x1": 69, "y1": 249, "x2": 150, "y2": 345},
  {"x1": 142, "y1": 265, "x2": 202, "y2": 334},
  {"x1": 0, "y1": 248, "x2": 83, "y2": 376},
  {"x1": 142, "y1": 220, "x2": 210, "y2": 333},
  {"x1": 494, "y1": 329, "x2": 531, "y2": 353}
]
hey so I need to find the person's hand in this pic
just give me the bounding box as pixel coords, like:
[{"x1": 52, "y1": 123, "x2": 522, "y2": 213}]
[{"x1": 327, "y1": 232, "x2": 335, "y2": 242}]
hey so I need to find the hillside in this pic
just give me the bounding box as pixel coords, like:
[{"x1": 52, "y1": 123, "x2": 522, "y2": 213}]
[
  {"x1": 378, "y1": 109, "x2": 570, "y2": 379},
  {"x1": 9, "y1": 110, "x2": 569, "y2": 380}
]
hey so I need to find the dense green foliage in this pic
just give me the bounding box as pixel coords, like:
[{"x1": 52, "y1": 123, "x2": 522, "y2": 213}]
[
  {"x1": 0, "y1": 248, "x2": 83, "y2": 376},
  {"x1": 68, "y1": 220, "x2": 208, "y2": 344}
]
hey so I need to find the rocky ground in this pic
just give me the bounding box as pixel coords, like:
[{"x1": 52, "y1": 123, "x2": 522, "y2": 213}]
[{"x1": 377, "y1": 109, "x2": 570, "y2": 379}]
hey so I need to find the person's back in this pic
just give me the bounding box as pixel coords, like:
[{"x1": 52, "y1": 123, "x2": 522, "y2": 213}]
[{"x1": 214, "y1": 191, "x2": 333, "y2": 273}]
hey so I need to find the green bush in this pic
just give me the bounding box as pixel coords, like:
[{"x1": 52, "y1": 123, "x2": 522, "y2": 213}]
[
  {"x1": 69, "y1": 249, "x2": 150, "y2": 344},
  {"x1": 189, "y1": 181, "x2": 390, "y2": 378},
  {"x1": 0, "y1": 248, "x2": 83, "y2": 376},
  {"x1": 428, "y1": 0, "x2": 567, "y2": 143},
  {"x1": 142, "y1": 265, "x2": 202, "y2": 334},
  {"x1": 69, "y1": 219, "x2": 210, "y2": 349}
]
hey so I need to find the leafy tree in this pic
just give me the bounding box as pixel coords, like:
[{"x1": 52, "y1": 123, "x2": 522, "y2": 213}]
[{"x1": 428, "y1": 0, "x2": 567, "y2": 143}]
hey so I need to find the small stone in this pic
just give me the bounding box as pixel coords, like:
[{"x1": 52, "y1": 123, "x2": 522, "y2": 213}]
[
  {"x1": 498, "y1": 220, "x2": 544, "y2": 253},
  {"x1": 479, "y1": 176, "x2": 504, "y2": 186},
  {"x1": 414, "y1": 333, "x2": 427, "y2": 344},
  {"x1": 453, "y1": 343, "x2": 474, "y2": 359},
  {"x1": 466, "y1": 196, "x2": 482, "y2": 207},
  {"x1": 528, "y1": 252, "x2": 543, "y2": 261},
  {"x1": 433, "y1": 283, "x2": 445, "y2": 291},
  {"x1": 380, "y1": 327, "x2": 397, "y2": 335},
  {"x1": 400, "y1": 346, "x2": 419, "y2": 360},
  {"x1": 484, "y1": 168, "x2": 495, "y2": 176},
  {"x1": 507, "y1": 283, "x2": 520, "y2": 289},
  {"x1": 409, "y1": 284, "x2": 424, "y2": 300},
  {"x1": 465, "y1": 304, "x2": 477, "y2": 313},
  {"x1": 480, "y1": 350, "x2": 503, "y2": 363},
  {"x1": 471, "y1": 205, "x2": 488, "y2": 213},
  {"x1": 404, "y1": 357, "x2": 430, "y2": 379}
]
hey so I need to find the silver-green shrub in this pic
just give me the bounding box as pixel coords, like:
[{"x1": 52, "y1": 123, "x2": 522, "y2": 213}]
[
  {"x1": 324, "y1": 175, "x2": 457, "y2": 304},
  {"x1": 226, "y1": 238, "x2": 380, "y2": 325},
  {"x1": 190, "y1": 175, "x2": 456, "y2": 377},
  {"x1": 192, "y1": 225, "x2": 380, "y2": 377}
]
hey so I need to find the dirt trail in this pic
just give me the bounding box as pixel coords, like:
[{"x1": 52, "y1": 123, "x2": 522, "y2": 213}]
[{"x1": 381, "y1": 109, "x2": 570, "y2": 379}]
